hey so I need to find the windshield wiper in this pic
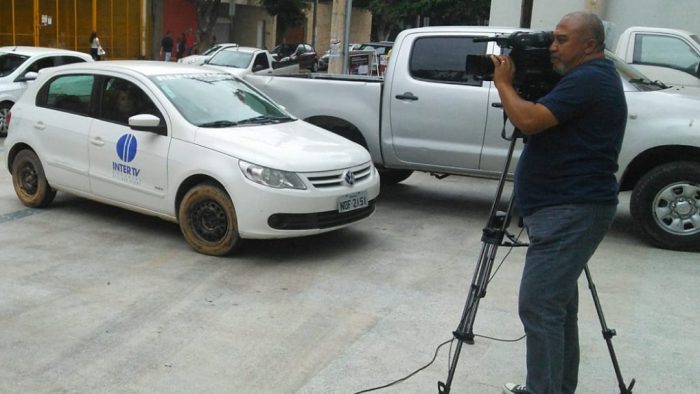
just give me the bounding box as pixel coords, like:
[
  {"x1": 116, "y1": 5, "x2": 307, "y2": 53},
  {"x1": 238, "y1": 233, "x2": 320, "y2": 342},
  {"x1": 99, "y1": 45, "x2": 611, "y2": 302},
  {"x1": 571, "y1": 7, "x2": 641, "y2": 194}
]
[
  {"x1": 629, "y1": 78, "x2": 669, "y2": 88},
  {"x1": 198, "y1": 120, "x2": 239, "y2": 128},
  {"x1": 237, "y1": 115, "x2": 294, "y2": 125}
]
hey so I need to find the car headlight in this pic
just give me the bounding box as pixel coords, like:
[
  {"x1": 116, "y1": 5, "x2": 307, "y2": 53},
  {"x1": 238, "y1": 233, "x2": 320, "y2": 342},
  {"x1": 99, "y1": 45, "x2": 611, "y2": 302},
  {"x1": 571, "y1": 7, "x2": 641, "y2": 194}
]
[{"x1": 239, "y1": 161, "x2": 306, "y2": 190}]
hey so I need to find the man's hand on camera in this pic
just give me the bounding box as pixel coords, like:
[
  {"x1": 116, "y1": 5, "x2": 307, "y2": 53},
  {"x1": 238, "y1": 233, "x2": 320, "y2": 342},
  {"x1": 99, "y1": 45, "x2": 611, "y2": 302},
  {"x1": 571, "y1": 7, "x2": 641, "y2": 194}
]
[
  {"x1": 489, "y1": 55, "x2": 558, "y2": 135},
  {"x1": 490, "y1": 55, "x2": 514, "y2": 87}
]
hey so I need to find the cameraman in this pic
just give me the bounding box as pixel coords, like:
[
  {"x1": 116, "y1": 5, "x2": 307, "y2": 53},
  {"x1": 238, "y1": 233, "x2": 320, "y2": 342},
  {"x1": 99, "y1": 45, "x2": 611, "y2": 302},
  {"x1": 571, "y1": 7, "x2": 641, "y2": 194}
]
[{"x1": 490, "y1": 12, "x2": 627, "y2": 394}]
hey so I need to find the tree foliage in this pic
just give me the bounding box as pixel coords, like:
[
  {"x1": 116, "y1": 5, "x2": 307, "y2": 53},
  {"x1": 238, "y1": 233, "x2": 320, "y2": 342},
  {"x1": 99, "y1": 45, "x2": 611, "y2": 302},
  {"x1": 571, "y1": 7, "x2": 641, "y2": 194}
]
[
  {"x1": 189, "y1": 0, "x2": 222, "y2": 53},
  {"x1": 356, "y1": 0, "x2": 491, "y2": 40},
  {"x1": 261, "y1": 0, "x2": 310, "y2": 43}
]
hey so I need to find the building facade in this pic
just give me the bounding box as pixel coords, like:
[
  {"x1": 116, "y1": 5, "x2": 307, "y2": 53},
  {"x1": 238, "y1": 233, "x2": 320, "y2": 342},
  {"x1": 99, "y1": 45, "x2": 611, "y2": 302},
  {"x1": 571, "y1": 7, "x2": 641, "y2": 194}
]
[
  {"x1": 0, "y1": 0, "x2": 146, "y2": 59},
  {"x1": 0, "y1": 0, "x2": 372, "y2": 60},
  {"x1": 489, "y1": 0, "x2": 699, "y2": 48}
]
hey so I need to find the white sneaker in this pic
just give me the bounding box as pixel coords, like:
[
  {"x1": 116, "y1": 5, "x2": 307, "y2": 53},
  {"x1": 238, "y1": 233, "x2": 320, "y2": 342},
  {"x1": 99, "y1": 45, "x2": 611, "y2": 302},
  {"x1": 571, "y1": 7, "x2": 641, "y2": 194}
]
[{"x1": 503, "y1": 382, "x2": 528, "y2": 394}]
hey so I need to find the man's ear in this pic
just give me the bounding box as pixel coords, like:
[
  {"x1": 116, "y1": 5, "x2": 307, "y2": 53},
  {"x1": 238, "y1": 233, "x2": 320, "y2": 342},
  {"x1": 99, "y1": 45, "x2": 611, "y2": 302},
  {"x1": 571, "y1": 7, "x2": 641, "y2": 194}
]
[{"x1": 583, "y1": 38, "x2": 597, "y2": 55}]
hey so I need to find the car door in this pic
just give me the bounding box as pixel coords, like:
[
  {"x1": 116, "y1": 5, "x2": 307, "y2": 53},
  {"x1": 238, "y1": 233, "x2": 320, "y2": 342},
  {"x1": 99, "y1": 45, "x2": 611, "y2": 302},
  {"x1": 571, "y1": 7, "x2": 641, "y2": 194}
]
[
  {"x1": 32, "y1": 73, "x2": 94, "y2": 191},
  {"x1": 88, "y1": 75, "x2": 171, "y2": 212},
  {"x1": 388, "y1": 34, "x2": 499, "y2": 172}
]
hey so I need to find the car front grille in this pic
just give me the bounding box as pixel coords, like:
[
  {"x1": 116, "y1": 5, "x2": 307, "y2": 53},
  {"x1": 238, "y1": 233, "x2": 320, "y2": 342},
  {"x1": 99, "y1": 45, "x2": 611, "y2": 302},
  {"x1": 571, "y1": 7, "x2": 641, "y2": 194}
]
[
  {"x1": 268, "y1": 200, "x2": 375, "y2": 230},
  {"x1": 304, "y1": 163, "x2": 373, "y2": 189}
]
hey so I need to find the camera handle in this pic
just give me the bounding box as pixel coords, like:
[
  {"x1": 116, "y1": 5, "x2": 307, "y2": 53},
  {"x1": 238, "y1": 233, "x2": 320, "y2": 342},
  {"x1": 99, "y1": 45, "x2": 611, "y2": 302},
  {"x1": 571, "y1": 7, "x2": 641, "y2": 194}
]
[{"x1": 438, "y1": 120, "x2": 635, "y2": 393}]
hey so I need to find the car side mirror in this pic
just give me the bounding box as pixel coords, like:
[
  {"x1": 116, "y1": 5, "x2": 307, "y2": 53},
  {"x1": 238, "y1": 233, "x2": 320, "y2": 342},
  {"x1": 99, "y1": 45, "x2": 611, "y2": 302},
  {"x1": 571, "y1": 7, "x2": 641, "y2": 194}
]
[
  {"x1": 252, "y1": 64, "x2": 265, "y2": 72},
  {"x1": 129, "y1": 114, "x2": 167, "y2": 135},
  {"x1": 16, "y1": 71, "x2": 39, "y2": 82}
]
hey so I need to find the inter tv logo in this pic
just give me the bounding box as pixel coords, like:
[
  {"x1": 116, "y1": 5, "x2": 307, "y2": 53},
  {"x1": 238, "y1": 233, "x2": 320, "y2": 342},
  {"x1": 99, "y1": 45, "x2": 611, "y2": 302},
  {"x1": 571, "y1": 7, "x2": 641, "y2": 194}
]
[
  {"x1": 117, "y1": 133, "x2": 138, "y2": 162},
  {"x1": 113, "y1": 133, "x2": 141, "y2": 182}
]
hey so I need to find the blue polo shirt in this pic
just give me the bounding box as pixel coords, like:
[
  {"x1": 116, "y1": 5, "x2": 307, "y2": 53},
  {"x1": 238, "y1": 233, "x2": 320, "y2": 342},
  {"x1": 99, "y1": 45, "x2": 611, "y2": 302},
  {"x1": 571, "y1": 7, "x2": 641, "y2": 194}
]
[{"x1": 514, "y1": 58, "x2": 627, "y2": 217}]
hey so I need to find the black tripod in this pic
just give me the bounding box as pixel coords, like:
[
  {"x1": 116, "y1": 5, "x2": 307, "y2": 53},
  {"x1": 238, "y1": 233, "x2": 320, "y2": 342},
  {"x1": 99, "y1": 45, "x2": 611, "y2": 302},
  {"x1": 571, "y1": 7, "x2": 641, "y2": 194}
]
[{"x1": 437, "y1": 130, "x2": 635, "y2": 394}]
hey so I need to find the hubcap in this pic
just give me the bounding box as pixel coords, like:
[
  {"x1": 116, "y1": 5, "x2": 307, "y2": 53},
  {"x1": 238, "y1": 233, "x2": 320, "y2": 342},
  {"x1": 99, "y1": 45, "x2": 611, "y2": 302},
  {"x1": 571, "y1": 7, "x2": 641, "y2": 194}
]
[
  {"x1": 653, "y1": 182, "x2": 700, "y2": 235},
  {"x1": 190, "y1": 199, "x2": 228, "y2": 242},
  {"x1": 0, "y1": 107, "x2": 8, "y2": 136},
  {"x1": 20, "y1": 163, "x2": 39, "y2": 195}
]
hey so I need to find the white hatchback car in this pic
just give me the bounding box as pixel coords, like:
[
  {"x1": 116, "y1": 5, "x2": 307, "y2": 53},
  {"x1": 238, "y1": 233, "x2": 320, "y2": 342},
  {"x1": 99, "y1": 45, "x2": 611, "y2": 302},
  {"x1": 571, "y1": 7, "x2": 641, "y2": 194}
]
[
  {"x1": 4, "y1": 61, "x2": 379, "y2": 255},
  {"x1": 0, "y1": 46, "x2": 93, "y2": 136}
]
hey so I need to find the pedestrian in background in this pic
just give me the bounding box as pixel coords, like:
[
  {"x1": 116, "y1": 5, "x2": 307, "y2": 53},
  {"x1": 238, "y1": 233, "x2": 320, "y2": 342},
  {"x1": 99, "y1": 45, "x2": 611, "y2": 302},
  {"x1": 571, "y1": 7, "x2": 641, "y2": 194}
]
[
  {"x1": 185, "y1": 28, "x2": 195, "y2": 56},
  {"x1": 161, "y1": 31, "x2": 174, "y2": 62},
  {"x1": 89, "y1": 31, "x2": 101, "y2": 60},
  {"x1": 177, "y1": 32, "x2": 186, "y2": 60}
]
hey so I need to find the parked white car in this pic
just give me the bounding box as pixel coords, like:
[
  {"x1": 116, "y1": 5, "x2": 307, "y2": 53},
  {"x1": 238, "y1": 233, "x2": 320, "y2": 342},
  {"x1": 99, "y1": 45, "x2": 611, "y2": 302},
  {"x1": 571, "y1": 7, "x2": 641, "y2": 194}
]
[
  {"x1": 177, "y1": 43, "x2": 238, "y2": 65},
  {"x1": 0, "y1": 46, "x2": 93, "y2": 136},
  {"x1": 4, "y1": 61, "x2": 379, "y2": 255}
]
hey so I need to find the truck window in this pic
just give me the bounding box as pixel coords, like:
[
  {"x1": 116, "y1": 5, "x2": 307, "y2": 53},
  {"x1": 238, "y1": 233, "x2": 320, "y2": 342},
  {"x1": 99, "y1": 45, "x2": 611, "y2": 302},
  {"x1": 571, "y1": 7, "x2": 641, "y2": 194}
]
[
  {"x1": 633, "y1": 34, "x2": 700, "y2": 75},
  {"x1": 409, "y1": 36, "x2": 488, "y2": 86}
]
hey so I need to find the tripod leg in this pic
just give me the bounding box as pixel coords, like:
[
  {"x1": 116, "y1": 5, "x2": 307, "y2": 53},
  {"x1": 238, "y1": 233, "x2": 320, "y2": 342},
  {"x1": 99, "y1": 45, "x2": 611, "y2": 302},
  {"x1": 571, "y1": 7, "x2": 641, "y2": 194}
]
[
  {"x1": 583, "y1": 265, "x2": 635, "y2": 394},
  {"x1": 438, "y1": 241, "x2": 501, "y2": 394}
]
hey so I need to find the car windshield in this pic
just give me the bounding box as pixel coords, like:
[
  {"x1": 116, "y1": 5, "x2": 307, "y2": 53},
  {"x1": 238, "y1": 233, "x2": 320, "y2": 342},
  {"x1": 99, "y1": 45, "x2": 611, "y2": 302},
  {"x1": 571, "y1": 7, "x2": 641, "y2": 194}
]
[
  {"x1": 605, "y1": 50, "x2": 668, "y2": 92},
  {"x1": 0, "y1": 52, "x2": 29, "y2": 77},
  {"x1": 201, "y1": 45, "x2": 222, "y2": 57},
  {"x1": 207, "y1": 50, "x2": 253, "y2": 69},
  {"x1": 151, "y1": 73, "x2": 293, "y2": 127}
]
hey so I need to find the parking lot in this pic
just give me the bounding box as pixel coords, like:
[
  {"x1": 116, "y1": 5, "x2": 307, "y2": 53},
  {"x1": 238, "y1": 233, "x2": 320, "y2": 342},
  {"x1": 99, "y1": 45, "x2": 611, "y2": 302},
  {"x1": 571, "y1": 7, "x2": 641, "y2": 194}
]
[{"x1": 1, "y1": 139, "x2": 698, "y2": 394}]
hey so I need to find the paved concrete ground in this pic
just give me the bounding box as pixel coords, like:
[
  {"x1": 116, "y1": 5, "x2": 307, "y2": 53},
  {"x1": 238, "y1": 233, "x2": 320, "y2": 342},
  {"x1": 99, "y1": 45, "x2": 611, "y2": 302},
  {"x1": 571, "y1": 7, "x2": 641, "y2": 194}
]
[{"x1": 1, "y1": 139, "x2": 698, "y2": 393}]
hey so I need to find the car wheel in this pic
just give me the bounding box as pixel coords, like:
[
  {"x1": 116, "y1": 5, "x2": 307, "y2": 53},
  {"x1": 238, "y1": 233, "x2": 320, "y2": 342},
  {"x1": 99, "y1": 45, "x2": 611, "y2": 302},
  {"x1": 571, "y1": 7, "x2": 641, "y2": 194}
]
[
  {"x1": 0, "y1": 101, "x2": 12, "y2": 137},
  {"x1": 630, "y1": 161, "x2": 700, "y2": 251},
  {"x1": 378, "y1": 168, "x2": 414, "y2": 185},
  {"x1": 11, "y1": 150, "x2": 57, "y2": 208},
  {"x1": 179, "y1": 183, "x2": 241, "y2": 256}
]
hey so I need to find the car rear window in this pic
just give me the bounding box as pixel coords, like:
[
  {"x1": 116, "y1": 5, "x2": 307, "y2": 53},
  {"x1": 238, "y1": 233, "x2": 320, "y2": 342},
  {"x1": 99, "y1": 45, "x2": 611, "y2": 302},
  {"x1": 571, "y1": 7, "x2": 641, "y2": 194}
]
[
  {"x1": 409, "y1": 36, "x2": 488, "y2": 86},
  {"x1": 37, "y1": 74, "x2": 94, "y2": 115}
]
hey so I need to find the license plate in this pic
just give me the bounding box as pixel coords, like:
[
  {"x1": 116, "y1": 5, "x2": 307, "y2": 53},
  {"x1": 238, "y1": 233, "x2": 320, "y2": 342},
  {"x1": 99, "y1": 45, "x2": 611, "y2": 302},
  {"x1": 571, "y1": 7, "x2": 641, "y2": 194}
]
[{"x1": 337, "y1": 191, "x2": 368, "y2": 213}]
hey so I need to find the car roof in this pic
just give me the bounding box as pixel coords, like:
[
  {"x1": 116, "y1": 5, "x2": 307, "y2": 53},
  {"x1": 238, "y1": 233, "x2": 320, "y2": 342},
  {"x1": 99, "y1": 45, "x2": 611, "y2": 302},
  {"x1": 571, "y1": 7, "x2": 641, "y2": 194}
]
[
  {"x1": 217, "y1": 46, "x2": 263, "y2": 54},
  {"x1": 0, "y1": 46, "x2": 92, "y2": 58},
  {"x1": 46, "y1": 60, "x2": 231, "y2": 77}
]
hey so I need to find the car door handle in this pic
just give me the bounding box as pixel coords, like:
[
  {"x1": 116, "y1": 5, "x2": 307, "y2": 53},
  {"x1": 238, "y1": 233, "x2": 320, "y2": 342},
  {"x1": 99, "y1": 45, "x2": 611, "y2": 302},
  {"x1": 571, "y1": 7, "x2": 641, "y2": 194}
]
[
  {"x1": 33, "y1": 121, "x2": 46, "y2": 130},
  {"x1": 395, "y1": 92, "x2": 419, "y2": 101},
  {"x1": 90, "y1": 137, "x2": 105, "y2": 147},
  {"x1": 492, "y1": 102, "x2": 503, "y2": 108}
]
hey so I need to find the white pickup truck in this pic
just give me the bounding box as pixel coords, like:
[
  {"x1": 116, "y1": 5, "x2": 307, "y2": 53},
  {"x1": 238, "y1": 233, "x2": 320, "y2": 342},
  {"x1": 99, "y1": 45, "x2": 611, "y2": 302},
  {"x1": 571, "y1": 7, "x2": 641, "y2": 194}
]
[
  {"x1": 614, "y1": 26, "x2": 700, "y2": 87},
  {"x1": 201, "y1": 45, "x2": 299, "y2": 77},
  {"x1": 244, "y1": 26, "x2": 700, "y2": 251}
]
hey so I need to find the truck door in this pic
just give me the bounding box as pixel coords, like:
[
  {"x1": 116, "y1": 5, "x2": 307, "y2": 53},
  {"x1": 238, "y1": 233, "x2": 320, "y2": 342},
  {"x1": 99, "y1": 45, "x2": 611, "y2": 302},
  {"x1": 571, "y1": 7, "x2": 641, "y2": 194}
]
[{"x1": 387, "y1": 35, "x2": 494, "y2": 172}]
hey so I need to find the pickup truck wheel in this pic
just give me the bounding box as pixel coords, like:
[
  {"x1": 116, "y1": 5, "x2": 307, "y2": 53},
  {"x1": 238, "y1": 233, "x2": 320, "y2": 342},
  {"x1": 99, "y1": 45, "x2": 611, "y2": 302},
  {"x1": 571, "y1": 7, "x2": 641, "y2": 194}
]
[
  {"x1": 11, "y1": 150, "x2": 56, "y2": 208},
  {"x1": 379, "y1": 168, "x2": 413, "y2": 185},
  {"x1": 0, "y1": 101, "x2": 12, "y2": 137},
  {"x1": 630, "y1": 161, "x2": 700, "y2": 251},
  {"x1": 179, "y1": 184, "x2": 241, "y2": 256}
]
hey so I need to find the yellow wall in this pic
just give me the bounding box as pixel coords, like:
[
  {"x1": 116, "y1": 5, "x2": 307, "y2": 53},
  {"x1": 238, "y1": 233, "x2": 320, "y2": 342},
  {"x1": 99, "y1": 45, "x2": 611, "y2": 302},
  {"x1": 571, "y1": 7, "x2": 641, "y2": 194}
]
[{"x1": 0, "y1": 0, "x2": 145, "y2": 59}]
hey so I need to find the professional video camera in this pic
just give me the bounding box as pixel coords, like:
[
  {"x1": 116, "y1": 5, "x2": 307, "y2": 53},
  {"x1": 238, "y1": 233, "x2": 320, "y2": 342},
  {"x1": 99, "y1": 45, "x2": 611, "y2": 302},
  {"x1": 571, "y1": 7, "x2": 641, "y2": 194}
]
[{"x1": 466, "y1": 31, "x2": 561, "y2": 101}]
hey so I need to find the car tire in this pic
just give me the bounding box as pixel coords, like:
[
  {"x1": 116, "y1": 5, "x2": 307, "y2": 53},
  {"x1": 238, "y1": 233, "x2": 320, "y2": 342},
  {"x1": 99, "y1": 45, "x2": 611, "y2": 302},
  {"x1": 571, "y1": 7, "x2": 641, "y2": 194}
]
[
  {"x1": 0, "y1": 101, "x2": 12, "y2": 137},
  {"x1": 378, "y1": 168, "x2": 414, "y2": 185},
  {"x1": 179, "y1": 183, "x2": 241, "y2": 256},
  {"x1": 630, "y1": 161, "x2": 700, "y2": 251},
  {"x1": 11, "y1": 149, "x2": 57, "y2": 208}
]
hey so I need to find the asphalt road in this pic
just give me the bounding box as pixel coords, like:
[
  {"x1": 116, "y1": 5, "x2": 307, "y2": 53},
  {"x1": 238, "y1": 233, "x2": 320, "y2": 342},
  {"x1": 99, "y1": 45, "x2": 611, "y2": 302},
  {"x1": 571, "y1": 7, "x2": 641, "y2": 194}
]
[{"x1": 1, "y1": 140, "x2": 698, "y2": 393}]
